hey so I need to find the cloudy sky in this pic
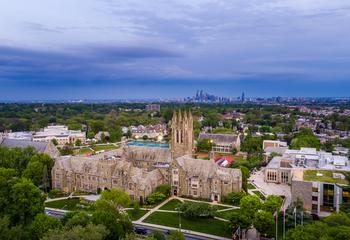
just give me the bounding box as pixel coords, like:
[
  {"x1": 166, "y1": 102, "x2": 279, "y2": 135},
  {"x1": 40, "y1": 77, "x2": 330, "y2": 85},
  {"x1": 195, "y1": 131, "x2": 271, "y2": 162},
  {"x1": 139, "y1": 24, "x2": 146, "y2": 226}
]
[{"x1": 1, "y1": 0, "x2": 350, "y2": 100}]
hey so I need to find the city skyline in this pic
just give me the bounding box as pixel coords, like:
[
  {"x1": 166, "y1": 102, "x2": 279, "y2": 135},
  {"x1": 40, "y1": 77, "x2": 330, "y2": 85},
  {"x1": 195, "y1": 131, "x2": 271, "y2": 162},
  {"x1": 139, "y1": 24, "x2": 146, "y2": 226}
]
[{"x1": 1, "y1": 0, "x2": 350, "y2": 100}]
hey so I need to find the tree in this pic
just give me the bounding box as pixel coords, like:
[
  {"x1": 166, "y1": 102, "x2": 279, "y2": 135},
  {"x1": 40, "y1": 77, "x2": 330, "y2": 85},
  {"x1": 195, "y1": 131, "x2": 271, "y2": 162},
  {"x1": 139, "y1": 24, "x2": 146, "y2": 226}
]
[
  {"x1": 239, "y1": 166, "x2": 250, "y2": 191},
  {"x1": 109, "y1": 126, "x2": 122, "y2": 142},
  {"x1": 96, "y1": 189, "x2": 131, "y2": 211},
  {"x1": 75, "y1": 139, "x2": 82, "y2": 146},
  {"x1": 224, "y1": 191, "x2": 246, "y2": 206},
  {"x1": 92, "y1": 210, "x2": 132, "y2": 240},
  {"x1": 146, "y1": 192, "x2": 166, "y2": 205},
  {"x1": 30, "y1": 213, "x2": 62, "y2": 239},
  {"x1": 65, "y1": 212, "x2": 91, "y2": 229},
  {"x1": 0, "y1": 216, "x2": 27, "y2": 240},
  {"x1": 291, "y1": 128, "x2": 321, "y2": 150},
  {"x1": 178, "y1": 202, "x2": 216, "y2": 219},
  {"x1": 154, "y1": 184, "x2": 171, "y2": 196},
  {"x1": 241, "y1": 135, "x2": 262, "y2": 154},
  {"x1": 168, "y1": 230, "x2": 185, "y2": 240},
  {"x1": 196, "y1": 138, "x2": 213, "y2": 152},
  {"x1": 59, "y1": 145, "x2": 74, "y2": 156},
  {"x1": 42, "y1": 224, "x2": 109, "y2": 240},
  {"x1": 23, "y1": 154, "x2": 54, "y2": 188},
  {"x1": 9, "y1": 178, "x2": 45, "y2": 225},
  {"x1": 253, "y1": 210, "x2": 274, "y2": 237},
  {"x1": 229, "y1": 210, "x2": 251, "y2": 232},
  {"x1": 0, "y1": 168, "x2": 18, "y2": 215},
  {"x1": 263, "y1": 195, "x2": 283, "y2": 214},
  {"x1": 239, "y1": 195, "x2": 261, "y2": 222},
  {"x1": 150, "y1": 231, "x2": 166, "y2": 240},
  {"x1": 51, "y1": 139, "x2": 58, "y2": 146}
]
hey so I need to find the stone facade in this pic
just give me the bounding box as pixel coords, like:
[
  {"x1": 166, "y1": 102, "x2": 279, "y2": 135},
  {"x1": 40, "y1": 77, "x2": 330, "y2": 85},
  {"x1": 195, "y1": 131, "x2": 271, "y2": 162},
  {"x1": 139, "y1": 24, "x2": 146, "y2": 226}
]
[
  {"x1": 52, "y1": 148, "x2": 168, "y2": 202},
  {"x1": 170, "y1": 110, "x2": 193, "y2": 159},
  {"x1": 171, "y1": 156, "x2": 242, "y2": 201},
  {"x1": 52, "y1": 110, "x2": 242, "y2": 202}
]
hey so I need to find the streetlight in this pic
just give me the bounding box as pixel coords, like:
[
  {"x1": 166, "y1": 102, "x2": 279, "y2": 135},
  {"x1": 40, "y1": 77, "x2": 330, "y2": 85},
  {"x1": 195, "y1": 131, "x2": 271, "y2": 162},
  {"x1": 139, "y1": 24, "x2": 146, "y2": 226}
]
[{"x1": 175, "y1": 207, "x2": 181, "y2": 231}]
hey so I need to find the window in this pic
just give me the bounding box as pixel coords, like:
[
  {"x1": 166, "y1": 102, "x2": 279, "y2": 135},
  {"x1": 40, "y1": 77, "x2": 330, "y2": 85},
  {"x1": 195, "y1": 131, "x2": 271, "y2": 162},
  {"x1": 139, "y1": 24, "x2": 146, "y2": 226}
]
[
  {"x1": 173, "y1": 181, "x2": 178, "y2": 185},
  {"x1": 323, "y1": 184, "x2": 334, "y2": 207},
  {"x1": 312, "y1": 187, "x2": 318, "y2": 192},
  {"x1": 312, "y1": 204, "x2": 318, "y2": 211},
  {"x1": 193, "y1": 190, "x2": 198, "y2": 196},
  {"x1": 312, "y1": 196, "x2": 318, "y2": 201}
]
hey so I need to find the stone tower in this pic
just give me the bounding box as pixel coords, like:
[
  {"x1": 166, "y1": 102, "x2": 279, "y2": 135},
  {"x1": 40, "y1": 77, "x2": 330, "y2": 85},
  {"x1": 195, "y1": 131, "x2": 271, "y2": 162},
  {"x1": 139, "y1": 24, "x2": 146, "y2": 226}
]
[{"x1": 170, "y1": 110, "x2": 193, "y2": 159}]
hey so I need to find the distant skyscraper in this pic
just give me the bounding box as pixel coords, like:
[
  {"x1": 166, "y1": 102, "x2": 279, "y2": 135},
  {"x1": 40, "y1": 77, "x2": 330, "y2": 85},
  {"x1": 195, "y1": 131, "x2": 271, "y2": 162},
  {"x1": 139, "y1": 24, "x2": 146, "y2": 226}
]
[{"x1": 241, "y1": 92, "x2": 245, "y2": 103}]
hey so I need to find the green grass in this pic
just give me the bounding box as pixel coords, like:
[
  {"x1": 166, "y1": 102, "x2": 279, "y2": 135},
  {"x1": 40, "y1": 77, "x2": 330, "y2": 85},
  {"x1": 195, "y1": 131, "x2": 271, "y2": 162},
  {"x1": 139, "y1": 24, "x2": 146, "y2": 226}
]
[
  {"x1": 45, "y1": 198, "x2": 94, "y2": 212},
  {"x1": 144, "y1": 212, "x2": 231, "y2": 238},
  {"x1": 214, "y1": 205, "x2": 232, "y2": 210},
  {"x1": 159, "y1": 199, "x2": 183, "y2": 211},
  {"x1": 126, "y1": 209, "x2": 149, "y2": 221},
  {"x1": 247, "y1": 183, "x2": 256, "y2": 189},
  {"x1": 79, "y1": 147, "x2": 93, "y2": 154},
  {"x1": 93, "y1": 144, "x2": 119, "y2": 152},
  {"x1": 252, "y1": 190, "x2": 266, "y2": 200},
  {"x1": 303, "y1": 170, "x2": 349, "y2": 185},
  {"x1": 215, "y1": 209, "x2": 239, "y2": 220}
]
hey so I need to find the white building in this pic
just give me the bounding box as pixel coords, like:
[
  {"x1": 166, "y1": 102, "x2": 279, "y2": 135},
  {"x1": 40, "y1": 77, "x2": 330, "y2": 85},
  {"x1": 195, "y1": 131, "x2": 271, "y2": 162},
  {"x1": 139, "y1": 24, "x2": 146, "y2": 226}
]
[
  {"x1": 265, "y1": 147, "x2": 350, "y2": 184},
  {"x1": 33, "y1": 125, "x2": 86, "y2": 145}
]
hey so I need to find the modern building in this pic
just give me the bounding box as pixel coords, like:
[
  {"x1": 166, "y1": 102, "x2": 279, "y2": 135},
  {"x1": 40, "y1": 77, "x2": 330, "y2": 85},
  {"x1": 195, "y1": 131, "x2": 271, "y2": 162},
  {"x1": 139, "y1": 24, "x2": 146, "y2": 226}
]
[
  {"x1": 265, "y1": 147, "x2": 350, "y2": 184},
  {"x1": 33, "y1": 125, "x2": 86, "y2": 145},
  {"x1": 263, "y1": 140, "x2": 287, "y2": 150},
  {"x1": 198, "y1": 133, "x2": 241, "y2": 153},
  {"x1": 291, "y1": 170, "x2": 350, "y2": 216},
  {"x1": 264, "y1": 147, "x2": 350, "y2": 215},
  {"x1": 52, "y1": 111, "x2": 242, "y2": 202}
]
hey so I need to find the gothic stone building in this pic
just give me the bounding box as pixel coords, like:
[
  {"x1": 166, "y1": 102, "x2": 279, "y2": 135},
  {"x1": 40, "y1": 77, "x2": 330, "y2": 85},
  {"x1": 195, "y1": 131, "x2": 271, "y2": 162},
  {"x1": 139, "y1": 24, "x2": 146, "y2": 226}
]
[{"x1": 52, "y1": 110, "x2": 242, "y2": 202}]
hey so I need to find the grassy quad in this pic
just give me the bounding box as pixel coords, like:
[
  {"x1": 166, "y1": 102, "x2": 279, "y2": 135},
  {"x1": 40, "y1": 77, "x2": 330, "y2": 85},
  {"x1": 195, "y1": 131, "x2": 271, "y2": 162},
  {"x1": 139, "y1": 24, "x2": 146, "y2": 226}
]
[
  {"x1": 45, "y1": 198, "x2": 94, "y2": 212},
  {"x1": 159, "y1": 199, "x2": 183, "y2": 211},
  {"x1": 215, "y1": 209, "x2": 239, "y2": 220},
  {"x1": 125, "y1": 209, "x2": 149, "y2": 221},
  {"x1": 144, "y1": 212, "x2": 231, "y2": 238},
  {"x1": 93, "y1": 144, "x2": 119, "y2": 152}
]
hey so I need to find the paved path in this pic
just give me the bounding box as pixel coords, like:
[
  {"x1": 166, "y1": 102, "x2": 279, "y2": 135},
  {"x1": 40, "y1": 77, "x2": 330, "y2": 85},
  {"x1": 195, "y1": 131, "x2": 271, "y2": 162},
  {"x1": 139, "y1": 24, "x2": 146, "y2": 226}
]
[
  {"x1": 134, "y1": 222, "x2": 231, "y2": 240},
  {"x1": 135, "y1": 196, "x2": 176, "y2": 223},
  {"x1": 249, "y1": 167, "x2": 291, "y2": 209}
]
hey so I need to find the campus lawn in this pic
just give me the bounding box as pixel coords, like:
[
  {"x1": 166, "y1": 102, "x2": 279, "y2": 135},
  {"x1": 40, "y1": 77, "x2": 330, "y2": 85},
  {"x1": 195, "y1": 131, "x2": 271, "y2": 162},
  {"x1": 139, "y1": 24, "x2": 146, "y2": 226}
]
[
  {"x1": 78, "y1": 147, "x2": 93, "y2": 155},
  {"x1": 144, "y1": 212, "x2": 232, "y2": 238},
  {"x1": 214, "y1": 204, "x2": 232, "y2": 210},
  {"x1": 215, "y1": 209, "x2": 240, "y2": 220},
  {"x1": 45, "y1": 198, "x2": 94, "y2": 212},
  {"x1": 126, "y1": 209, "x2": 149, "y2": 221},
  {"x1": 93, "y1": 144, "x2": 119, "y2": 152},
  {"x1": 247, "y1": 183, "x2": 256, "y2": 189},
  {"x1": 159, "y1": 199, "x2": 183, "y2": 211}
]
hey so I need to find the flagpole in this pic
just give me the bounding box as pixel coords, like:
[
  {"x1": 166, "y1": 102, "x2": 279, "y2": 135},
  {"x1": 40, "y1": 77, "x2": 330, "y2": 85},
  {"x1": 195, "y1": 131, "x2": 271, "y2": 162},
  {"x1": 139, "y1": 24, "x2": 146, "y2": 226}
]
[
  {"x1": 294, "y1": 207, "x2": 296, "y2": 228},
  {"x1": 283, "y1": 208, "x2": 286, "y2": 240},
  {"x1": 276, "y1": 209, "x2": 278, "y2": 240}
]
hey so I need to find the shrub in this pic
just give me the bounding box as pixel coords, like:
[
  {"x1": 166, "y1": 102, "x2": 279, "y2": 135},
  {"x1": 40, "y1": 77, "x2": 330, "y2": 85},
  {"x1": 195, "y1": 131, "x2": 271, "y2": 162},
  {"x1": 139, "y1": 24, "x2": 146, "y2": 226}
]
[
  {"x1": 146, "y1": 192, "x2": 166, "y2": 205},
  {"x1": 155, "y1": 184, "x2": 171, "y2": 196},
  {"x1": 178, "y1": 202, "x2": 217, "y2": 219}
]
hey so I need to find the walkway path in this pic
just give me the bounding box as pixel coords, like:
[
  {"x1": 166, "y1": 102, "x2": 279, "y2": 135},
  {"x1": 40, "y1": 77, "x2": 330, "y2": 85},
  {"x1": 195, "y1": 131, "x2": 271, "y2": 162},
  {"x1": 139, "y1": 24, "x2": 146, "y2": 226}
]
[{"x1": 249, "y1": 167, "x2": 291, "y2": 209}]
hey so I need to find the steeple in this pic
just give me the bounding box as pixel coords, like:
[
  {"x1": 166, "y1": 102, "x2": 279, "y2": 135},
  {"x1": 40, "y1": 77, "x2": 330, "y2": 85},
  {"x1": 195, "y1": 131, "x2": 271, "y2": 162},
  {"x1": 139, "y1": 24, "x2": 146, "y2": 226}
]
[{"x1": 171, "y1": 110, "x2": 193, "y2": 159}]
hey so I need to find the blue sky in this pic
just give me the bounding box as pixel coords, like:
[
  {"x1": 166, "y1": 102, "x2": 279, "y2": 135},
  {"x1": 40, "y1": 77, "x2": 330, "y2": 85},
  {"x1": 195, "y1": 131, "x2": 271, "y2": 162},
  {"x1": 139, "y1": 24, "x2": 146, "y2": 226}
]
[{"x1": 1, "y1": 0, "x2": 350, "y2": 100}]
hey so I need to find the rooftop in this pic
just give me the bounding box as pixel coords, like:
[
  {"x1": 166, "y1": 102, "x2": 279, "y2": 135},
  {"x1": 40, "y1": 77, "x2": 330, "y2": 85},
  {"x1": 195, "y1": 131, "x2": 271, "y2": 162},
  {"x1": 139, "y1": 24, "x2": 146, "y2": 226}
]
[{"x1": 303, "y1": 170, "x2": 349, "y2": 185}]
